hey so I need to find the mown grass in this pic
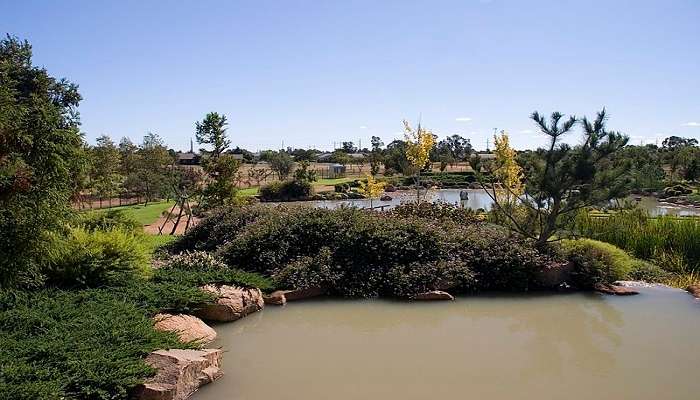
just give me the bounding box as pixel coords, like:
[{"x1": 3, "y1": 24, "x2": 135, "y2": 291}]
[{"x1": 85, "y1": 201, "x2": 175, "y2": 226}]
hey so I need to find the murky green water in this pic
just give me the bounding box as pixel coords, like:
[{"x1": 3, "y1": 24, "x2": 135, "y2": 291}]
[{"x1": 195, "y1": 288, "x2": 700, "y2": 400}]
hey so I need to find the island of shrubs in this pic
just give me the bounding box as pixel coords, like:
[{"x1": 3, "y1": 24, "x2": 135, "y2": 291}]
[{"x1": 169, "y1": 202, "x2": 662, "y2": 296}]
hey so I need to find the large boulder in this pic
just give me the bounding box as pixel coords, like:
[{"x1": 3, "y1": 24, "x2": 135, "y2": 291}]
[
  {"x1": 135, "y1": 349, "x2": 222, "y2": 400},
  {"x1": 196, "y1": 285, "x2": 264, "y2": 322},
  {"x1": 594, "y1": 283, "x2": 639, "y2": 296},
  {"x1": 264, "y1": 287, "x2": 325, "y2": 304},
  {"x1": 687, "y1": 285, "x2": 700, "y2": 299},
  {"x1": 412, "y1": 290, "x2": 455, "y2": 301},
  {"x1": 153, "y1": 314, "x2": 216, "y2": 345}
]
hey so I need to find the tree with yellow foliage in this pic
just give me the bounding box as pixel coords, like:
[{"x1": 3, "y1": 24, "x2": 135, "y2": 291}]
[
  {"x1": 491, "y1": 130, "x2": 524, "y2": 205},
  {"x1": 403, "y1": 120, "x2": 436, "y2": 202},
  {"x1": 358, "y1": 174, "x2": 386, "y2": 209}
]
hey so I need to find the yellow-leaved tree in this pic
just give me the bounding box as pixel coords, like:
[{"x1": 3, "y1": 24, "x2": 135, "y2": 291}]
[
  {"x1": 403, "y1": 120, "x2": 436, "y2": 202},
  {"x1": 358, "y1": 174, "x2": 386, "y2": 209},
  {"x1": 492, "y1": 130, "x2": 524, "y2": 205}
]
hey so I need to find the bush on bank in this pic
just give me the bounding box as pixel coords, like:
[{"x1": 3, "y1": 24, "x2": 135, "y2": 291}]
[
  {"x1": 173, "y1": 204, "x2": 565, "y2": 297},
  {"x1": 259, "y1": 179, "x2": 313, "y2": 201}
]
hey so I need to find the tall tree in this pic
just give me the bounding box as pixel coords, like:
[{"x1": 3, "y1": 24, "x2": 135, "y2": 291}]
[
  {"x1": 403, "y1": 120, "x2": 436, "y2": 202},
  {"x1": 135, "y1": 132, "x2": 173, "y2": 204},
  {"x1": 368, "y1": 136, "x2": 384, "y2": 175},
  {"x1": 0, "y1": 36, "x2": 85, "y2": 287},
  {"x1": 90, "y1": 134, "x2": 122, "y2": 203},
  {"x1": 484, "y1": 109, "x2": 629, "y2": 247},
  {"x1": 269, "y1": 151, "x2": 294, "y2": 180},
  {"x1": 196, "y1": 112, "x2": 230, "y2": 158}
]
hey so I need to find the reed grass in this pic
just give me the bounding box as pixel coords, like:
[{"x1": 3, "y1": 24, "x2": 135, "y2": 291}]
[{"x1": 575, "y1": 209, "x2": 700, "y2": 272}]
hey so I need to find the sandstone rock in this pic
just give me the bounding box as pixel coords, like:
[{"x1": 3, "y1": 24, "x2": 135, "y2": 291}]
[
  {"x1": 687, "y1": 285, "x2": 700, "y2": 299},
  {"x1": 412, "y1": 290, "x2": 455, "y2": 301},
  {"x1": 135, "y1": 349, "x2": 222, "y2": 400},
  {"x1": 594, "y1": 283, "x2": 639, "y2": 296},
  {"x1": 263, "y1": 291, "x2": 287, "y2": 306},
  {"x1": 384, "y1": 185, "x2": 397, "y2": 192},
  {"x1": 196, "y1": 285, "x2": 264, "y2": 322},
  {"x1": 282, "y1": 286, "x2": 326, "y2": 301},
  {"x1": 153, "y1": 314, "x2": 216, "y2": 345}
]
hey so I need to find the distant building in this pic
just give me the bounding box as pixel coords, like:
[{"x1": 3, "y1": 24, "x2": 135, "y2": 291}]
[{"x1": 176, "y1": 139, "x2": 201, "y2": 166}]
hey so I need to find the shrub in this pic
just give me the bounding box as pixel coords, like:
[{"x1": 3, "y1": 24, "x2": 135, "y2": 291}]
[
  {"x1": 43, "y1": 228, "x2": 150, "y2": 288},
  {"x1": 164, "y1": 251, "x2": 226, "y2": 270},
  {"x1": 0, "y1": 289, "x2": 188, "y2": 400},
  {"x1": 259, "y1": 179, "x2": 313, "y2": 201},
  {"x1": 390, "y1": 202, "x2": 479, "y2": 225},
  {"x1": 173, "y1": 205, "x2": 561, "y2": 297},
  {"x1": 560, "y1": 239, "x2": 635, "y2": 288},
  {"x1": 77, "y1": 209, "x2": 141, "y2": 233},
  {"x1": 628, "y1": 259, "x2": 671, "y2": 282}
]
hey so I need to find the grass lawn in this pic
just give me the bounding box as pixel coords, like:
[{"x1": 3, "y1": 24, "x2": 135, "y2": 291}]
[
  {"x1": 237, "y1": 187, "x2": 259, "y2": 197},
  {"x1": 85, "y1": 201, "x2": 175, "y2": 225},
  {"x1": 313, "y1": 177, "x2": 355, "y2": 186}
]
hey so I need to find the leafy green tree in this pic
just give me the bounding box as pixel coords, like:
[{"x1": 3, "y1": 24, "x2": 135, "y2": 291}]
[
  {"x1": 196, "y1": 112, "x2": 230, "y2": 158},
  {"x1": 269, "y1": 151, "x2": 294, "y2": 180},
  {"x1": 294, "y1": 160, "x2": 318, "y2": 182},
  {"x1": 199, "y1": 154, "x2": 240, "y2": 208},
  {"x1": 341, "y1": 141, "x2": 357, "y2": 153},
  {"x1": 0, "y1": 36, "x2": 86, "y2": 287},
  {"x1": 486, "y1": 109, "x2": 630, "y2": 248},
  {"x1": 90, "y1": 135, "x2": 122, "y2": 203},
  {"x1": 134, "y1": 132, "x2": 173, "y2": 204},
  {"x1": 383, "y1": 140, "x2": 411, "y2": 175},
  {"x1": 368, "y1": 136, "x2": 384, "y2": 175}
]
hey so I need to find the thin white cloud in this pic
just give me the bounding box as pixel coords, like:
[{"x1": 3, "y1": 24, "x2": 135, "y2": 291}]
[
  {"x1": 455, "y1": 117, "x2": 472, "y2": 122},
  {"x1": 519, "y1": 129, "x2": 534, "y2": 134},
  {"x1": 359, "y1": 125, "x2": 368, "y2": 129},
  {"x1": 681, "y1": 122, "x2": 700, "y2": 127}
]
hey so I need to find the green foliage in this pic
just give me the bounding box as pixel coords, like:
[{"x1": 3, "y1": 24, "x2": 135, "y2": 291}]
[
  {"x1": 259, "y1": 179, "x2": 313, "y2": 201},
  {"x1": 627, "y1": 259, "x2": 671, "y2": 282},
  {"x1": 0, "y1": 289, "x2": 187, "y2": 400},
  {"x1": 560, "y1": 239, "x2": 636, "y2": 288},
  {"x1": 164, "y1": 250, "x2": 227, "y2": 270},
  {"x1": 195, "y1": 112, "x2": 230, "y2": 158},
  {"x1": 494, "y1": 109, "x2": 630, "y2": 247},
  {"x1": 390, "y1": 202, "x2": 479, "y2": 225},
  {"x1": 0, "y1": 36, "x2": 86, "y2": 288},
  {"x1": 268, "y1": 151, "x2": 294, "y2": 180},
  {"x1": 575, "y1": 209, "x2": 700, "y2": 272},
  {"x1": 76, "y1": 209, "x2": 141, "y2": 233},
  {"x1": 199, "y1": 154, "x2": 240, "y2": 209},
  {"x1": 293, "y1": 160, "x2": 317, "y2": 182},
  {"x1": 173, "y1": 205, "x2": 561, "y2": 297},
  {"x1": 43, "y1": 228, "x2": 150, "y2": 288}
]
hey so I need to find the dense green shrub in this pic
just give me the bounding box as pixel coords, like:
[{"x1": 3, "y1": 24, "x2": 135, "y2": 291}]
[
  {"x1": 560, "y1": 239, "x2": 636, "y2": 288},
  {"x1": 259, "y1": 179, "x2": 313, "y2": 201},
  {"x1": 627, "y1": 259, "x2": 671, "y2": 282},
  {"x1": 168, "y1": 206, "x2": 274, "y2": 253},
  {"x1": 174, "y1": 205, "x2": 561, "y2": 297},
  {"x1": 0, "y1": 289, "x2": 187, "y2": 400},
  {"x1": 76, "y1": 209, "x2": 141, "y2": 233},
  {"x1": 43, "y1": 228, "x2": 150, "y2": 288}
]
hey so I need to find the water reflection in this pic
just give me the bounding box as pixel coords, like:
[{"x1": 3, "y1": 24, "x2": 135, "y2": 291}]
[
  {"x1": 195, "y1": 289, "x2": 700, "y2": 400},
  {"x1": 308, "y1": 188, "x2": 700, "y2": 216}
]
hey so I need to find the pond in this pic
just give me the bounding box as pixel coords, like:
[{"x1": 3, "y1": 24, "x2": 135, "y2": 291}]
[
  {"x1": 195, "y1": 287, "x2": 700, "y2": 400},
  {"x1": 310, "y1": 188, "x2": 700, "y2": 216}
]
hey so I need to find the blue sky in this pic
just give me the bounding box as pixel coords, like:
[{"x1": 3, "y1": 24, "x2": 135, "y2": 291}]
[{"x1": 3, "y1": 0, "x2": 699, "y2": 151}]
